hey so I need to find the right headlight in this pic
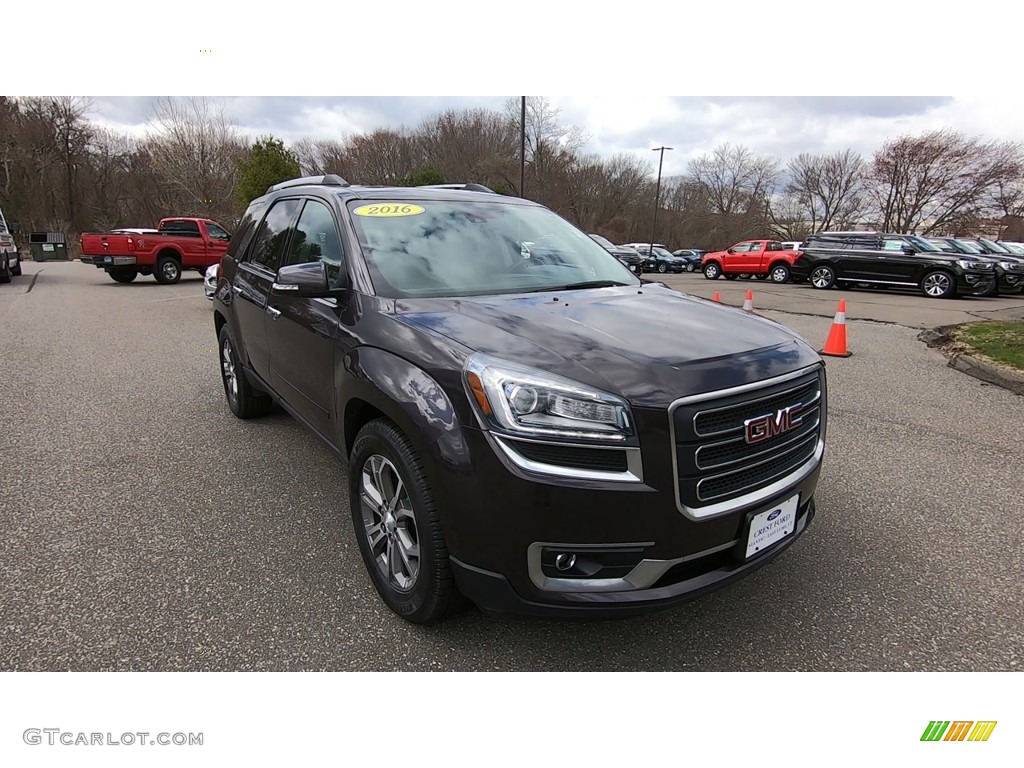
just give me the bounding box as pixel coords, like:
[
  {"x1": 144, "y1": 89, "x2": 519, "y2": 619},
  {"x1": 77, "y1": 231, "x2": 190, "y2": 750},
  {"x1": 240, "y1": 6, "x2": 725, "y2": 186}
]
[
  {"x1": 1000, "y1": 261, "x2": 1018, "y2": 271},
  {"x1": 463, "y1": 354, "x2": 633, "y2": 443}
]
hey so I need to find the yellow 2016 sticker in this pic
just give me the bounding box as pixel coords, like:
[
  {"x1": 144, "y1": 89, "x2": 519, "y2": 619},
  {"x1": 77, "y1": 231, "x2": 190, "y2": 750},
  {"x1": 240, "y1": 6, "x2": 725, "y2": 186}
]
[{"x1": 353, "y1": 203, "x2": 425, "y2": 217}]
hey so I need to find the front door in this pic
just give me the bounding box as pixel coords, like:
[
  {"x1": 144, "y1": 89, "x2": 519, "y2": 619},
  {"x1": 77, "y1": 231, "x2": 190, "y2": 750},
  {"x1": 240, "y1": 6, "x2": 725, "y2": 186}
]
[
  {"x1": 267, "y1": 198, "x2": 346, "y2": 438},
  {"x1": 231, "y1": 198, "x2": 302, "y2": 381}
]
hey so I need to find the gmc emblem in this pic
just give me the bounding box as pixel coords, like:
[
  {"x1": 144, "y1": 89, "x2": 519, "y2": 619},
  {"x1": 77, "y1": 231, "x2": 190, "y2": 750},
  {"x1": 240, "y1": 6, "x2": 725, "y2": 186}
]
[{"x1": 744, "y1": 403, "x2": 803, "y2": 444}]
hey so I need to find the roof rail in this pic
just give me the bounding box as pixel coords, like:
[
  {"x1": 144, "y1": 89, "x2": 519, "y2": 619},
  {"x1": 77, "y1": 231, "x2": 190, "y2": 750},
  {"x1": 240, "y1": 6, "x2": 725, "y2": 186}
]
[
  {"x1": 266, "y1": 174, "x2": 350, "y2": 194},
  {"x1": 417, "y1": 183, "x2": 496, "y2": 194}
]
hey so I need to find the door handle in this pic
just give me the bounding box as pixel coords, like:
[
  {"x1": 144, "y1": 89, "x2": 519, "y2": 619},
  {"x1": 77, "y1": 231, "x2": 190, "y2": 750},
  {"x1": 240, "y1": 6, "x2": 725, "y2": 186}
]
[{"x1": 266, "y1": 306, "x2": 281, "y2": 319}]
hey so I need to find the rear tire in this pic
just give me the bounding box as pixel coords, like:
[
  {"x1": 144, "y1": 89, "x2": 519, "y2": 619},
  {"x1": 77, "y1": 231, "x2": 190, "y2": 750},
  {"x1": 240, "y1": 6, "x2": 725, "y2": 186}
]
[
  {"x1": 109, "y1": 268, "x2": 138, "y2": 284},
  {"x1": 769, "y1": 263, "x2": 791, "y2": 283},
  {"x1": 0, "y1": 255, "x2": 10, "y2": 284},
  {"x1": 10, "y1": 258, "x2": 21, "y2": 277},
  {"x1": 810, "y1": 265, "x2": 836, "y2": 290},
  {"x1": 350, "y1": 418, "x2": 458, "y2": 624},
  {"x1": 218, "y1": 325, "x2": 273, "y2": 419},
  {"x1": 155, "y1": 255, "x2": 182, "y2": 285}
]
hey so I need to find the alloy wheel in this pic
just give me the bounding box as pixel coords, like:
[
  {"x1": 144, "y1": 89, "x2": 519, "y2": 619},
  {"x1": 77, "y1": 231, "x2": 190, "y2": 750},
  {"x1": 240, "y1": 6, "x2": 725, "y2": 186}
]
[
  {"x1": 360, "y1": 455, "x2": 420, "y2": 592},
  {"x1": 923, "y1": 273, "x2": 951, "y2": 297}
]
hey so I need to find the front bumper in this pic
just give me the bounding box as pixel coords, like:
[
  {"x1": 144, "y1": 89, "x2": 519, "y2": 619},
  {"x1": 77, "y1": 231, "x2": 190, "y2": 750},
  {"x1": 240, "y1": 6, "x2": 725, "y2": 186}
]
[
  {"x1": 452, "y1": 496, "x2": 815, "y2": 618},
  {"x1": 959, "y1": 271, "x2": 996, "y2": 296},
  {"x1": 995, "y1": 268, "x2": 1024, "y2": 295}
]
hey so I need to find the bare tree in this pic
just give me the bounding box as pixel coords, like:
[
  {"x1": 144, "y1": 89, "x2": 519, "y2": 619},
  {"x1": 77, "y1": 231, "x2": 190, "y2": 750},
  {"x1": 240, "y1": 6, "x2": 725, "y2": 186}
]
[
  {"x1": 144, "y1": 96, "x2": 245, "y2": 224},
  {"x1": 868, "y1": 129, "x2": 1023, "y2": 234},
  {"x1": 686, "y1": 143, "x2": 779, "y2": 245},
  {"x1": 777, "y1": 150, "x2": 866, "y2": 233},
  {"x1": 504, "y1": 97, "x2": 589, "y2": 203}
]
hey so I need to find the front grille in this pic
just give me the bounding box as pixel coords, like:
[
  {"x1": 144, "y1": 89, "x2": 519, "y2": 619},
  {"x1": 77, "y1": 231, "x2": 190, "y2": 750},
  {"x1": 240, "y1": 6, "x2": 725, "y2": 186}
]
[{"x1": 672, "y1": 368, "x2": 824, "y2": 509}]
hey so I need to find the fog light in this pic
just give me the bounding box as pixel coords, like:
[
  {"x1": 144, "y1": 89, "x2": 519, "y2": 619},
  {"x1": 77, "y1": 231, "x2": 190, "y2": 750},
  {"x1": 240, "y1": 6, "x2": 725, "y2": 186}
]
[{"x1": 554, "y1": 553, "x2": 577, "y2": 572}]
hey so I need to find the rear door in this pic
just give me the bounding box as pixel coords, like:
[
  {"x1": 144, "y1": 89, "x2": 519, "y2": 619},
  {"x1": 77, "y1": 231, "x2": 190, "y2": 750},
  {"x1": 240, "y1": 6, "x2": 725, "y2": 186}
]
[
  {"x1": 232, "y1": 198, "x2": 302, "y2": 382},
  {"x1": 266, "y1": 197, "x2": 347, "y2": 437}
]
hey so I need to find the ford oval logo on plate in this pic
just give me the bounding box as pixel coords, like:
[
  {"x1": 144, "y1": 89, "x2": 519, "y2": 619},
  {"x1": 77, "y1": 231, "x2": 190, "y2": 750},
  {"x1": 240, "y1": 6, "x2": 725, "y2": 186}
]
[{"x1": 767, "y1": 509, "x2": 782, "y2": 521}]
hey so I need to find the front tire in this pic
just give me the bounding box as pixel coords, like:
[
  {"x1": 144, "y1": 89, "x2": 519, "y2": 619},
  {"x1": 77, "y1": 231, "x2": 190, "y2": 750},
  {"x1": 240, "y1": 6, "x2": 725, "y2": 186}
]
[
  {"x1": 218, "y1": 325, "x2": 273, "y2": 419},
  {"x1": 703, "y1": 262, "x2": 720, "y2": 280},
  {"x1": 921, "y1": 270, "x2": 956, "y2": 299},
  {"x1": 350, "y1": 418, "x2": 457, "y2": 624},
  {"x1": 657, "y1": 263, "x2": 668, "y2": 274},
  {"x1": 10, "y1": 257, "x2": 21, "y2": 277},
  {"x1": 686, "y1": 262, "x2": 695, "y2": 272},
  {"x1": 155, "y1": 255, "x2": 182, "y2": 285}
]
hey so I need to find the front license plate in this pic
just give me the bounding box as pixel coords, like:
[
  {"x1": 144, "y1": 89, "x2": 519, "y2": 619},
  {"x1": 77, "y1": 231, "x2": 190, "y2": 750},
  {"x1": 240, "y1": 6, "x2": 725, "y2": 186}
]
[{"x1": 745, "y1": 494, "x2": 799, "y2": 559}]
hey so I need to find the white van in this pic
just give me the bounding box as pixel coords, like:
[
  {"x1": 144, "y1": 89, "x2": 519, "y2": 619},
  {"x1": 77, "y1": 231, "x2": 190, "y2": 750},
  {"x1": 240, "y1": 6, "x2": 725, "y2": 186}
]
[{"x1": 0, "y1": 208, "x2": 20, "y2": 282}]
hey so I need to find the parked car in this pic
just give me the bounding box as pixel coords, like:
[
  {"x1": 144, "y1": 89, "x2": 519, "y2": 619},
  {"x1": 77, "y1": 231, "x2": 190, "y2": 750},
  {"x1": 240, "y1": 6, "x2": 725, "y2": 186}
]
[
  {"x1": 672, "y1": 249, "x2": 705, "y2": 272},
  {"x1": 791, "y1": 232, "x2": 996, "y2": 298},
  {"x1": 926, "y1": 237, "x2": 1022, "y2": 296},
  {"x1": 589, "y1": 234, "x2": 642, "y2": 274},
  {"x1": 996, "y1": 241, "x2": 1024, "y2": 255},
  {"x1": 625, "y1": 243, "x2": 688, "y2": 274},
  {"x1": 212, "y1": 175, "x2": 828, "y2": 623},
  {"x1": 701, "y1": 240, "x2": 802, "y2": 283},
  {"x1": 952, "y1": 238, "x2": 1024, "y2": 295},
  {"x1": 204, "y1": 263, "x2": 220, "y2": 300},
  {"x1": 0, "y1": 207, "x2": 21, "y2": 283},
  {"x1": 80, "y1": 217, "x2": 233, "y2": 284},
  {"x1": 780, "y1": 241, "x2": 803, "y2": 251}
]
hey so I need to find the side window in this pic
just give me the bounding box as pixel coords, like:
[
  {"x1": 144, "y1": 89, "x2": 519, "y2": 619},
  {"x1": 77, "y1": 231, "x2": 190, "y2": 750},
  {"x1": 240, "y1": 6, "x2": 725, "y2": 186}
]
[
  {"x1": 285, "y1": 199, "x2": 346, "y2": 288},
  {"x1": 732, "y1": 243, "x2": 751, "y2": 253},
  {"x1": 206, "y1": 223, "x2": 231, "y2": 241},
  {"x1": 248, "y1": 199, "x2": 301, "y2": 272},
  {"x1": 768, "y1": 241, "x2": 782, "y2": 251},
  {"x1": 881, "y1": 239, "x2": 904, "y2": 251}
]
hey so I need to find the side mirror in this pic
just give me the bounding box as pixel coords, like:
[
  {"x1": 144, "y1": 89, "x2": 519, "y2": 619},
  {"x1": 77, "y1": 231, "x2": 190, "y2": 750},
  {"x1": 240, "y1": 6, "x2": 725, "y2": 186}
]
[
  {"x1": 273, "y1": 261, "x2": 333, "y2": 297},
  {"x1": 727, "y1": 248, "x2": 735, "y2": 254},
  {"x1": 902, "y1": 245, "x2": 915, "y2": 255}
]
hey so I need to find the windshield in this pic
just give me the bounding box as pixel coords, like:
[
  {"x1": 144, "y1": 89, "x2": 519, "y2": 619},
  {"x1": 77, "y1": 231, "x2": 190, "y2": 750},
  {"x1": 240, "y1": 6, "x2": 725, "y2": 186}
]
[
  {"x1": 1002, "y1": 242, "x2": 1024, "y2": 255},
  {"x1": 951, "y1": 239, "x2": 983, "y2": 254},
  {"x1": 347, "y1": 200, "x2": 639, "y2": 298},
  {"x1": 979, "y1": 238, "x2": 1009, "y2": 253},
  {"x1": 907, "y1": 235, "x2": 940, "y2": 252},
  {"x1": 653, "y1": 247, "x2": 675, "y2": 258}
]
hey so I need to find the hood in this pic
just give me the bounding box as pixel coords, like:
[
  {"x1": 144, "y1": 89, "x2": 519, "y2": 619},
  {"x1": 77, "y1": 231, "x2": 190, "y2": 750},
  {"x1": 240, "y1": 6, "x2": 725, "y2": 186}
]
[{"x1": 392, "y1": 283, "x2": 820, "y2": 407}]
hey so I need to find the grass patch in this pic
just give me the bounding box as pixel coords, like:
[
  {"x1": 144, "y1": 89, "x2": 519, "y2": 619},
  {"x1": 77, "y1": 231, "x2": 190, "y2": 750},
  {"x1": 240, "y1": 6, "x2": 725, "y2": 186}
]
[{"x1": 956, "y1": 321, "x2": 1024, "y2": 371}]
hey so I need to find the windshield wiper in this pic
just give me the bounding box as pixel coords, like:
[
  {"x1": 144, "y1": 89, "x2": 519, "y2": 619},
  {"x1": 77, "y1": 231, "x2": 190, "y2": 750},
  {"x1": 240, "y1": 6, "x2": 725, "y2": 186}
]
[{"x1": 531, "y1": 280, "x2": 632, "y2": 293}]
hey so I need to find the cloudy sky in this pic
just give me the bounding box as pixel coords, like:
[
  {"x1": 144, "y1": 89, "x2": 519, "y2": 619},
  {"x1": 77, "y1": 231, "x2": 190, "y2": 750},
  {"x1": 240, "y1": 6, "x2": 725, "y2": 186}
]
[{"x1": 84, "y1": 96, "x2": 1022, "y2": 178}]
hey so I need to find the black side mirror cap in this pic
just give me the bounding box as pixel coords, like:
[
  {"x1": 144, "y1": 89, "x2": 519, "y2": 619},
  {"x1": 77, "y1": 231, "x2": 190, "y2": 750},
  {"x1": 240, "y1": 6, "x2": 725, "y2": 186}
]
[{"x1": 273, "y1": 261, "x2": 338, "y2": 297}]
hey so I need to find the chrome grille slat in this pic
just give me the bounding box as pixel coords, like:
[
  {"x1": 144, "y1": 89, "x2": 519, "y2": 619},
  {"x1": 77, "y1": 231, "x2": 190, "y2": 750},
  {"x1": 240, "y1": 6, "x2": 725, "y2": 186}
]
[
  {"x1": 693, "y1": 384, "x2": 821, "y2": 438},
  {"x1": 696, "y1": 433, "x2": 819, "y2": 502},
  {"x1": 695, "y1": 410, "x2": 821, "y2": 471}
]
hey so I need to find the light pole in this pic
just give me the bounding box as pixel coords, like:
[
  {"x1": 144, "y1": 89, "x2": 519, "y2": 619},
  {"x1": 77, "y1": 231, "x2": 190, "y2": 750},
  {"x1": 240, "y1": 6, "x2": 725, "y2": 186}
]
[
  {"x1": 520, "y1": 96, "x2": 526, "y2": 198},
  {"x1": 650, "y1": 146, "x2": 673, "y2": 256}
]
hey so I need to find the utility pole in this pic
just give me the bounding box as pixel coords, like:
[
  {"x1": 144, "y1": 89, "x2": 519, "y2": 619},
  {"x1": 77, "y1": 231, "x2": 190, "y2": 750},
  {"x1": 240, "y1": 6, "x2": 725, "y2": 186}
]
[
  {"x1": 520, "y1": 96, "x2": 526, "y2": 198},
  {"x1": 650, "y1": 146, "x2": 673, "y2": 256}
]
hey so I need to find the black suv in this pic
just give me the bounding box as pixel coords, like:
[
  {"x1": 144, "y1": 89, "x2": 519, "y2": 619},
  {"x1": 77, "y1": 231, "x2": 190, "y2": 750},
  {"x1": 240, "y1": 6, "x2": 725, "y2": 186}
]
[
  {"x1": 927, "y1": 237, "x2": 1023, "y2": 296},
  {"x1": 212, "y1": 176, "x2": 828, "y2": 623},
  {"x1": 791, "y1": 231, "x2": 996, "y2": 298}
]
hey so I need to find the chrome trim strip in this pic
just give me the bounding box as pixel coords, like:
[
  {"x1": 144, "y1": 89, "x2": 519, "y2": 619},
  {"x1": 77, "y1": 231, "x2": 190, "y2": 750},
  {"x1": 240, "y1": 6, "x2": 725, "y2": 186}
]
[
  {"x1": 696, "y1": 433, "x2": 819, "y2": 502},
  {"x1": 695, "y1": 411, "x2": 821, "y2": 471},
  {"x1": 272, "y1": 282, "x2": 299, "y2": 291},
  {"x1": 314, "y1": 297, "x2": 338, "y2": 307},
  {"x1": 492, "y1": 435, "x2": 644, "y2": 483},
  {"x1": 526, "y1": 539, "x2": 739, "y2": 592},
  {"x1": 668, "y1": 364, "x2": 825, "y2": 521},
  {"x1": 693, "y1": 380, "x2": 821, "y2": 438}
]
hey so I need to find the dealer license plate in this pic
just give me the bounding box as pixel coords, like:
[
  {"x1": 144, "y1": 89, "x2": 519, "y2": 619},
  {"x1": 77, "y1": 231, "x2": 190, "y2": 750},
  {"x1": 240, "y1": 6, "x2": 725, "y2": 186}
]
[{"x1": 745, "y1": 494, "x2": 799, "y2": 559}]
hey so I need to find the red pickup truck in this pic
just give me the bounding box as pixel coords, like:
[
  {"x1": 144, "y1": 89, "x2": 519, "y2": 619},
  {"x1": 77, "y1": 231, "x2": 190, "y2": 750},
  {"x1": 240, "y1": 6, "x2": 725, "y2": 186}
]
[
  {"x1": 80, "y1": 217, "x2": 232, "y2": 284},
  {"x1": 701, "y1": 239, "x2": 802, "y2": 283}
]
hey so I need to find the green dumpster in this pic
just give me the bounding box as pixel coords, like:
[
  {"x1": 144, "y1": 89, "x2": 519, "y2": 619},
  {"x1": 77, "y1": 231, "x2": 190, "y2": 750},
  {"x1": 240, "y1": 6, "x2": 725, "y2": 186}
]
[{"x1": 29, "y1": 232, "x2": 68, "y2": 261}]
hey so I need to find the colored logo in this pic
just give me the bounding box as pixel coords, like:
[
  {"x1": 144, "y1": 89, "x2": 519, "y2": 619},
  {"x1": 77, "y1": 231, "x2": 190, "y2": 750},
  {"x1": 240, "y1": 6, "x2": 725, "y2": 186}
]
[
  {"x1": 767, "y1": 509, "x2": 782, "y2": 521},
  {"x1": 743, "y1": 403, "x2": 804, "y2": 444},
  {"x1": 920, "y1": 721, "x2": 997, "y2": 742}
]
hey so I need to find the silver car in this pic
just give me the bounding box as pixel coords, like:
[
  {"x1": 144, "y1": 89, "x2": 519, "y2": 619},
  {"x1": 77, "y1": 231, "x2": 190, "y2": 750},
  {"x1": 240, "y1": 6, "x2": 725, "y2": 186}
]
[{"x1": 204, "y1": 263, "x2": 219, "y2": 300}]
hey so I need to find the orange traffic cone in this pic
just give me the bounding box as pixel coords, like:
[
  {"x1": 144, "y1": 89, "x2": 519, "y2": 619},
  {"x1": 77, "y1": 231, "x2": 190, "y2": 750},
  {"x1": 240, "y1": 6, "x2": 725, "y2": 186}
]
[
  {"x1": 742, "y1": 290, "x2": 754, "y2": 312},
  {"x1": 820, "y1": 300, "x2": 852, "y2": 357},
  {"x1": 712, "y1": 291, "x2": 720, "y2": 302}
]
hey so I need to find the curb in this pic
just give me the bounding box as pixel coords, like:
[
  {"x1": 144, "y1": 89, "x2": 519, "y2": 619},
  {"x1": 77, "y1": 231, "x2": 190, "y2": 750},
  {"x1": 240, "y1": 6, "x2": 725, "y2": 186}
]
[{"x1": 918, "y1": 323, "x2": 1024, "y2": 396}]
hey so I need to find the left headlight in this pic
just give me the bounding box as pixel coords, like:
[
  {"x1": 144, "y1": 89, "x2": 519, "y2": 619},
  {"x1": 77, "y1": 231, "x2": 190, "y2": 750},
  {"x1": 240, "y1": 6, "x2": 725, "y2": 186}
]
[
  {"x1": 958, "y1": 259, "x2": 992, "y2": 270},
  {"x1": 463, "y1": 354, "x2": 633, "y2": 443},
  {"x1": 1000, "y1": 261, "x2": 1018, "y2": 271}
]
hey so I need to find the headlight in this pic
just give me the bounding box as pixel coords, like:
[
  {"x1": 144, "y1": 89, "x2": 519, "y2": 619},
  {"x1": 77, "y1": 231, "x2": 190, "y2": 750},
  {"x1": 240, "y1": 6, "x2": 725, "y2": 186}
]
[
  {"x1": 1000, "y1": 261, "x2": 1018, "y2": 271},
  {"x1": 957, "y1": 259, "x2": 990, "y2": 270},
  {"x1": 464, "y1": 354, "x2": 633, "y2": 442}
]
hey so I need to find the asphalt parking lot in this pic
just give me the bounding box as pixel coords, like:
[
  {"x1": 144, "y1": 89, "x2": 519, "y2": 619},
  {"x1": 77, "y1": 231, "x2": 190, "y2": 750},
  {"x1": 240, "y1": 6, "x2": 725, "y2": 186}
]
[{"x1": 1, "y1": 261, "x2": 1022, "y2": 671}]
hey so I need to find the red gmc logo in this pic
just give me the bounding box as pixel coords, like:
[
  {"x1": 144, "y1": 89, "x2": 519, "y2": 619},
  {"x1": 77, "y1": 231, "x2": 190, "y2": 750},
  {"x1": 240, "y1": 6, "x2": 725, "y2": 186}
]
[{"x1": 744, "y1": 403, "x2": 804, "y2": 444}]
